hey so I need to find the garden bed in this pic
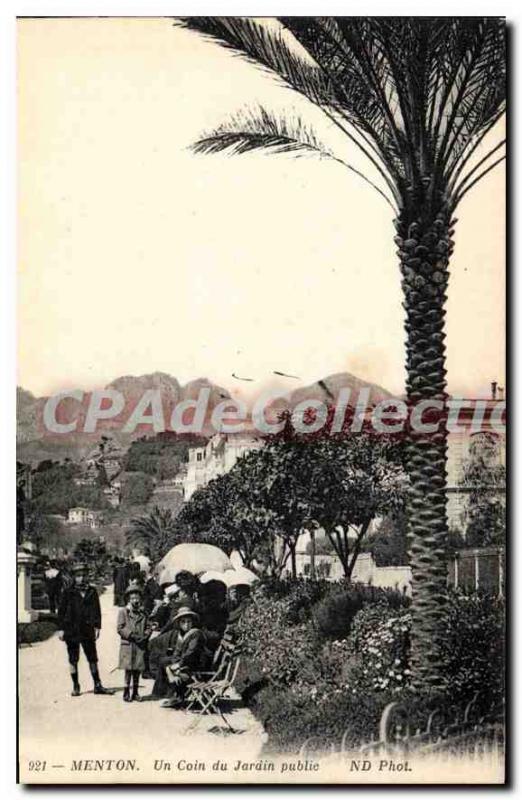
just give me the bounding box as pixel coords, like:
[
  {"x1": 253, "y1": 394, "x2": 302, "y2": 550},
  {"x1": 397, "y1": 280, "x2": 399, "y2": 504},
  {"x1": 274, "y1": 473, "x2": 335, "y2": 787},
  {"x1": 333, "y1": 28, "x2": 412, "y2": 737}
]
[{"x1": 236, "y1": 579, "x2": 504, "y2": 754}]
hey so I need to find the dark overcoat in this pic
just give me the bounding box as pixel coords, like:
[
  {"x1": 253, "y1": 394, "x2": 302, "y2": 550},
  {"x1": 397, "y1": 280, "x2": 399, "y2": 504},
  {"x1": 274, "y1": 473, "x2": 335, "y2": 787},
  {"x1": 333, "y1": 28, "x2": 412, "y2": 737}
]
[
  {"x1": 114, "y1": 564, "x2": 130, "y2": 607},
  {"x1": 58, "y1": 586, "x2": 101, "y2": 642},
  {"x1": 143, "y1": 577, "x2": 163, "y2": 616},
  {"x1": 117, "y1": 606, "x2": 151, "y2": 671}
]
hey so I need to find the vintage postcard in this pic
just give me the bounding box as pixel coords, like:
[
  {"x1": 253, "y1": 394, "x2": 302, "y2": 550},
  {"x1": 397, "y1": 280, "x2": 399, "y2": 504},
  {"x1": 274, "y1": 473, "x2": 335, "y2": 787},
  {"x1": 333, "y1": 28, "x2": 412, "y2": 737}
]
[{"x1": 17, "y1": 15, "x2": 506, "y2": 784}]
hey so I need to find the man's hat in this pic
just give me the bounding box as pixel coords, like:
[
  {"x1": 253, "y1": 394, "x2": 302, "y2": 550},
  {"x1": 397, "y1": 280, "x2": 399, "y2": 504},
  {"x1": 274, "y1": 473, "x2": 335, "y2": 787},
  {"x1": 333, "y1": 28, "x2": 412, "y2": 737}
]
[
  {"x1": 172, "y1": 607, "x2": 199, "y2": 624},
  {"x1": 125, "y1": 580, "x2": 143, "y2": 600},
  {"x1": 72, "y1": 562, "x2": 88, "y2": 574}
]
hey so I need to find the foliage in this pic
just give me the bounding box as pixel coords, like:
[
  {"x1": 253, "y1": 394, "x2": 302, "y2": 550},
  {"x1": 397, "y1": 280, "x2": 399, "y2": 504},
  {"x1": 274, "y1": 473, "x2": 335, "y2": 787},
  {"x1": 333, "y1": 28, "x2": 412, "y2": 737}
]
[
  {"x1": 120, "y1": 472, "x2": 154, "y2": 506},
  {"x1": 460, "y1": 433, "x2": 506, "y2": 547},
  {"x1": 172, "y1": 456, "x2": 282, "y2": 573},
  {"x1": 18, "y1": 619, "x2": 60, "y2": 646},
  {"x1": 438, "y1": 592, "x2": 505, "y2": 709},
  {"x1": 176, "y1": 412, "x2": 407, "y2": 579},
  {"x1": 183, "y1": 17, "x2": 505, "y2": 217},
  {"x1": 238, "y1": 579, "x2": 504, "y2": 751},
  {"x1": 239, "y1": 579, "x2": 409, "y2": 690},
  {"x1": 126, "y1": 505, "x2": 180, "y2": 565},
  {"x1": 367, "y1": 511, "x2": 409, "y2": 566},
  {"x1": 249, "y1": 684, "x2": 388, "y2": 754},
  {"x1": 73, "y1": 538, "x2": 109, "y2": 577},
  {"x1": 23, "y1": 508, "x2": 67, "y2": 553},
  {"x1": 341, "y1": 604, "x2": 412, "y2": 695},
  {"x1": 28, "y1": 461, "x2": 107, "y2": 515},
  {"x1": 125, "y1": 432, "x2": 207, "y2": 479},
  {"x1": 448, "y1": 526, "x2": 466, "y2": 552},
  {"x1": 238, "y1": 583, "x2": 321, "y2": 689},
  {"x1": 267, "y1": 412, "x2": 407, "y2": 577},
  {"x1": 313, "y1": 583, "x2": 409, "y2": 640}
]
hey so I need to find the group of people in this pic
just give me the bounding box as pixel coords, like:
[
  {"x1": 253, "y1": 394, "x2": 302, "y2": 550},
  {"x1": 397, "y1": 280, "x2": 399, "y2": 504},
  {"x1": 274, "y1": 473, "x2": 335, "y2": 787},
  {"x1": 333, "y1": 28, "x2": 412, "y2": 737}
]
[{"x1": 57, "y1": 558, "x2": 250, "y2": 709}]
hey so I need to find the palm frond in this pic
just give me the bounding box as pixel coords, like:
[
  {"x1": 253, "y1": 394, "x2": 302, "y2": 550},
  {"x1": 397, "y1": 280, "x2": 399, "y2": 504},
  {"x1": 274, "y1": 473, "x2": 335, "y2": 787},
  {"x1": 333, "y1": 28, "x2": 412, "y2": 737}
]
[
  {"x1": 192, "y1": 107, "x2": 330, "y2": 157},
  {"x1": 178, "y1": 17, "x2": 335, "y2": 107},
  {"x1": 190, "y1": 106, "x2": 396, "y2": 208}
]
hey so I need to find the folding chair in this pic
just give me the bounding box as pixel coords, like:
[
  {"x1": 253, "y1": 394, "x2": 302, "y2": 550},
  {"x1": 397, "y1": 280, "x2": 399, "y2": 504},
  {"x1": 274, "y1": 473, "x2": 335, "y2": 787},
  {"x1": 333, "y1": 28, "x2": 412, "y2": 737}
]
[{"x1": 186, "y1": 641, "x2": 242, "y2": 716}]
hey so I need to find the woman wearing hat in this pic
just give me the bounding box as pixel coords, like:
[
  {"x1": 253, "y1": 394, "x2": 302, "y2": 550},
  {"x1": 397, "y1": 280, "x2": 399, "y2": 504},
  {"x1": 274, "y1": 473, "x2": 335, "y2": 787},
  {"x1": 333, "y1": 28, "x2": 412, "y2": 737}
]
[
  {"x1": 152, "y1": 607, "x2": 208, "y2": 707},
  {"x1": 117, "y1": 580, "x2": 151, "y2": 702}
]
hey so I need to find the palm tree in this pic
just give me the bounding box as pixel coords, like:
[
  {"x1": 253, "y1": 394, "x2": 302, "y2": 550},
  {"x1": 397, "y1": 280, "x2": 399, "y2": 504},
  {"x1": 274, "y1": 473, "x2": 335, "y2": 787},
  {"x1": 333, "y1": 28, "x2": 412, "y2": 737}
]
[
  {"x1": 180, "y1": 17, "x2": 506, "y2": 690},
  {"x1": 126, "y1": 505, "x2": 178, "y2": 564}
]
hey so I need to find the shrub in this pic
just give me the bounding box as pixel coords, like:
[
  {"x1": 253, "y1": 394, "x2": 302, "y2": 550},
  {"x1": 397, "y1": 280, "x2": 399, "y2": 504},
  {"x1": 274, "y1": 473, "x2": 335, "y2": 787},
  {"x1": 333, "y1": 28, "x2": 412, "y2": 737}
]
[
  {"x1": 438, "y1": 591, "x2": 505, "y2": 709},
  {"x1": 250, "y1": 685, "x2": 389, "y2": 754},
  {"x1": 18, "y1": 618, "x2": 59, "y2": 645},
  {"x1": 283, "y1": 579, "x2": 332, "y2": 625},
  {"x1": 238, "y1": 584, "x2": 320, "y2": 689},
  {"x1": 342, "y1": 603, "x2": 412, "y2": 695},
  {"x1": 313, "y1": 582, "x2": 409, "y2": 640}
]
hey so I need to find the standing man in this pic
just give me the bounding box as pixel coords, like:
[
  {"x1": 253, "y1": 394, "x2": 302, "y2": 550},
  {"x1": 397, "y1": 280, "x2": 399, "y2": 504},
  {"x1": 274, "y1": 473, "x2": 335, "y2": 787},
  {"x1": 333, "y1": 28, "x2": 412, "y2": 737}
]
[
  {"x1": 57, "y1": 563, "x2": 112, "y2": 697},
  {"x1": 44, "y1": 560, "x2": 59, "y2": 614},
  {"x1": 113, "y1": 558, "x2": 128, "y2": 607}
]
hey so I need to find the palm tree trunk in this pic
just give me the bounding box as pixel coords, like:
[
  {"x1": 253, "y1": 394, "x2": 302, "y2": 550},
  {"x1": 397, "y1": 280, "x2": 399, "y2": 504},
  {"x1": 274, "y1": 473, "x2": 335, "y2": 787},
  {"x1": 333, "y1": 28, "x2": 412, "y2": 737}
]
[{"x1": 397, "y1": 205, "x2": 454, "y2": 691}]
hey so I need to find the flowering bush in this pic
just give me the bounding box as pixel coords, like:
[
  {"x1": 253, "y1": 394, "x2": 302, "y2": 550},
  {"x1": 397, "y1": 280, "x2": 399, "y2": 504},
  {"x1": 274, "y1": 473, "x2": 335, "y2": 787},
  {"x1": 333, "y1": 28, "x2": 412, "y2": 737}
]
[
  {"x1": 238, "y1": 580, "x2": 409, "y2": 690},
  {"x1": 342, "y1": 603, "x2": 412, "y2": 694},
  {"x1": 238, "y1": 579, "x2": 504, "y2": 752}
]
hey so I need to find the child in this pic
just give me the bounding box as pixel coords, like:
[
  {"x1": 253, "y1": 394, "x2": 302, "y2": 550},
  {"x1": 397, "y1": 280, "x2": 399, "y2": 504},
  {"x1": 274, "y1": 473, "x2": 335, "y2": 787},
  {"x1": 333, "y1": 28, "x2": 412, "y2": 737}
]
[
  {"x1": 117, "y1": 580, "x2": 151, "y2": 702},
  {"x1": 157, "y1": 607, "x2": 208, "y2": 708},
  {"x1": 58, "y1": 562, "x2": 112, "y2": 697}
]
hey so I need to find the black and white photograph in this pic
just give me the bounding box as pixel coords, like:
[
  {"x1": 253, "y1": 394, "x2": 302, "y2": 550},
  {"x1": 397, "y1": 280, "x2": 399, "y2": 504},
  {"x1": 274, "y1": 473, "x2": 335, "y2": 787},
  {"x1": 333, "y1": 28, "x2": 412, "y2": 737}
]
[{"x1": 14, "y1": 12, "x2": 506, "y2": 785}]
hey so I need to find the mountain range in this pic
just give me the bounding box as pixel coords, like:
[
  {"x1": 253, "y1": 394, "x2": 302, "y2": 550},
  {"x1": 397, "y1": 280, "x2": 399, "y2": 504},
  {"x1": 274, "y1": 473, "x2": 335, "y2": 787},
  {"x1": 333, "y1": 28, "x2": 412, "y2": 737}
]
[{"x1": 17, "y1": 371, "x2": 393, "y2": 463}]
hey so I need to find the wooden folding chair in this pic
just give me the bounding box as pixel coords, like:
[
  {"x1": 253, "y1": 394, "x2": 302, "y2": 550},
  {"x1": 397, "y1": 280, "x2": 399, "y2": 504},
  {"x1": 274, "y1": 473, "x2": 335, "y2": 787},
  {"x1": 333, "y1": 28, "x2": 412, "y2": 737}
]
[{"x1": 186, "y1": 641, "x2": 242, "y2": 716}]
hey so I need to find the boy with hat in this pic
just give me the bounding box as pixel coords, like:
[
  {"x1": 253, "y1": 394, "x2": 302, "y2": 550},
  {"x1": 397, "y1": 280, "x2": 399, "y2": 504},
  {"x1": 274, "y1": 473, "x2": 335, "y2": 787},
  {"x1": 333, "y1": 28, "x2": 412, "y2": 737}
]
[
  {"x1": 57, "y1": 563, "x2": 112, "y2": 696},
  {"x1": 117, "y1": 580, "x2": 151, "y2": 702},
  {"x1": 155, "y1": 607, "x2": 208, "y2": 707}
]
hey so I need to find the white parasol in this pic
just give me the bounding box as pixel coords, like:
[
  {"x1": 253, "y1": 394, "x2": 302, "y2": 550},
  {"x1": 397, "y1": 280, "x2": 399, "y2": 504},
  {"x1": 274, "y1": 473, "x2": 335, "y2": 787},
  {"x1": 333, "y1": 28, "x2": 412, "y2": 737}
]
[{"x1": 156, "y1": 543, "x2": 232, "y2": 585}]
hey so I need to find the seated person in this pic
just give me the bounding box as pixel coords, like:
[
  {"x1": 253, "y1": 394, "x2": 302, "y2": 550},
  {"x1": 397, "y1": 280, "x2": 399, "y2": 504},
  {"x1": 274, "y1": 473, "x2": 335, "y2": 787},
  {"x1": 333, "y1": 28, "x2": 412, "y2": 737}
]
[
  {"x1": 196, "y1": 580, "x2": 229, "y2": 654},
  {"x1": 147, "y1": 584, "x2": 182, "y2": 676},
  {"x1": 154, "y1": 608, "x2": 209, "y2": 707}
]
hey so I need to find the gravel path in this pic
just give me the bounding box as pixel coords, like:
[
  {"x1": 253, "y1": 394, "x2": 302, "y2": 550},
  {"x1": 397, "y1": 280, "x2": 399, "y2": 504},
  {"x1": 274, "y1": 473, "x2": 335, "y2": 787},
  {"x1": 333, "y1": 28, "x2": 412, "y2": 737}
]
[{"x1": 19, "y1": 586, "x2": 266, "y2": 783}]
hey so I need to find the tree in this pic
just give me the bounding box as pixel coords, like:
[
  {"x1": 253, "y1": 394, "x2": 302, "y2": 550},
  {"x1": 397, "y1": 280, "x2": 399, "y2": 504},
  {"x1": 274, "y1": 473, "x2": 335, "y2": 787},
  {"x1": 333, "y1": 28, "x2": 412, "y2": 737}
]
[
  {"x1": 368, "y1": 511, "x2": 409, "y2": 567},
  {"x1": 120, "y1": 472, "x2": 154, "y2": 506},
  {"x1": 181, "y1": 17, "x2": 506, "y2": 688},
  {"x1": 460, "y1": 433, "x2": 506, "y2": 547},
  {"x1": 264, "y1": 413, "x2": 407, "y2": 578},
  {"x1": 173, "y1": 451, "x2": 292, "y2": 577},
  {"x1": 125, "y1": 432, "x2": 207, "y2": 479},
  {"x1": 126, "y1": 505, "x2": 179, "y2": 565},
  {"x1": 24, "y1": 507, "x2": 67, "y2": 554},
  {"x1": 73, "y1": 537, "x2": 108, "y2": 578}
]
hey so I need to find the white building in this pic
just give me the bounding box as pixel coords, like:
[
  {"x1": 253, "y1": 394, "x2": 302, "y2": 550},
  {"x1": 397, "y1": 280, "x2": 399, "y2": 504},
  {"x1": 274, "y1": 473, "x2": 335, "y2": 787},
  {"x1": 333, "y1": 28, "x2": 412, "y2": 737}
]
[
  {"x1": 183, "y1": 431, "x2": 263, "y2": 500},
  {"x1": 67, "y1": 507, "x2": 104, "y2": 528}
]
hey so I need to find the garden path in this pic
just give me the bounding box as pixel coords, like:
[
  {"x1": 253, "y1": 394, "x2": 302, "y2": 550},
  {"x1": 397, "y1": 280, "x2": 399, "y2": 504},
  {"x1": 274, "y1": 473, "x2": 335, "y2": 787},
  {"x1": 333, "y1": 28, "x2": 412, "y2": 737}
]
[{"x1": 19, "y1": 585, "x2": 266, "y2": 783}]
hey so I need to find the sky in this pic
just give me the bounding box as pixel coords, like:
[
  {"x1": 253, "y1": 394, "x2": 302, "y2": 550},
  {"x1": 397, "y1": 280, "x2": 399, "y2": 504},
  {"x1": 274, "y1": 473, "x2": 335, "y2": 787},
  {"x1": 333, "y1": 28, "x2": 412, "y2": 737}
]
[{"x1": 17, "y1": 17, "x2": 506, "y2": 401}]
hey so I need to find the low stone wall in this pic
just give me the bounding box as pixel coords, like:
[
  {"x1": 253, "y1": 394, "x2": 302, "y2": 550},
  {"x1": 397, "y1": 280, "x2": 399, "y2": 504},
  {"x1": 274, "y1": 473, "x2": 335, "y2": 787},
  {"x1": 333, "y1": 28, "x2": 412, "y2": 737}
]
[{"x1": 295, "y1": 550, "x2": 412, "y2": 595}]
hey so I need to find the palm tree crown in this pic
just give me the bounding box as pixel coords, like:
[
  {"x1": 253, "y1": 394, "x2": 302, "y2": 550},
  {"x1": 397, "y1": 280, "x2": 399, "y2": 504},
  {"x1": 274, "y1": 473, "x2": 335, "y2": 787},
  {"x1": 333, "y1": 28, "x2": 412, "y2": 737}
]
[{"x1": 182, "y1": 17, "x2": 505, "y2": 220}]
